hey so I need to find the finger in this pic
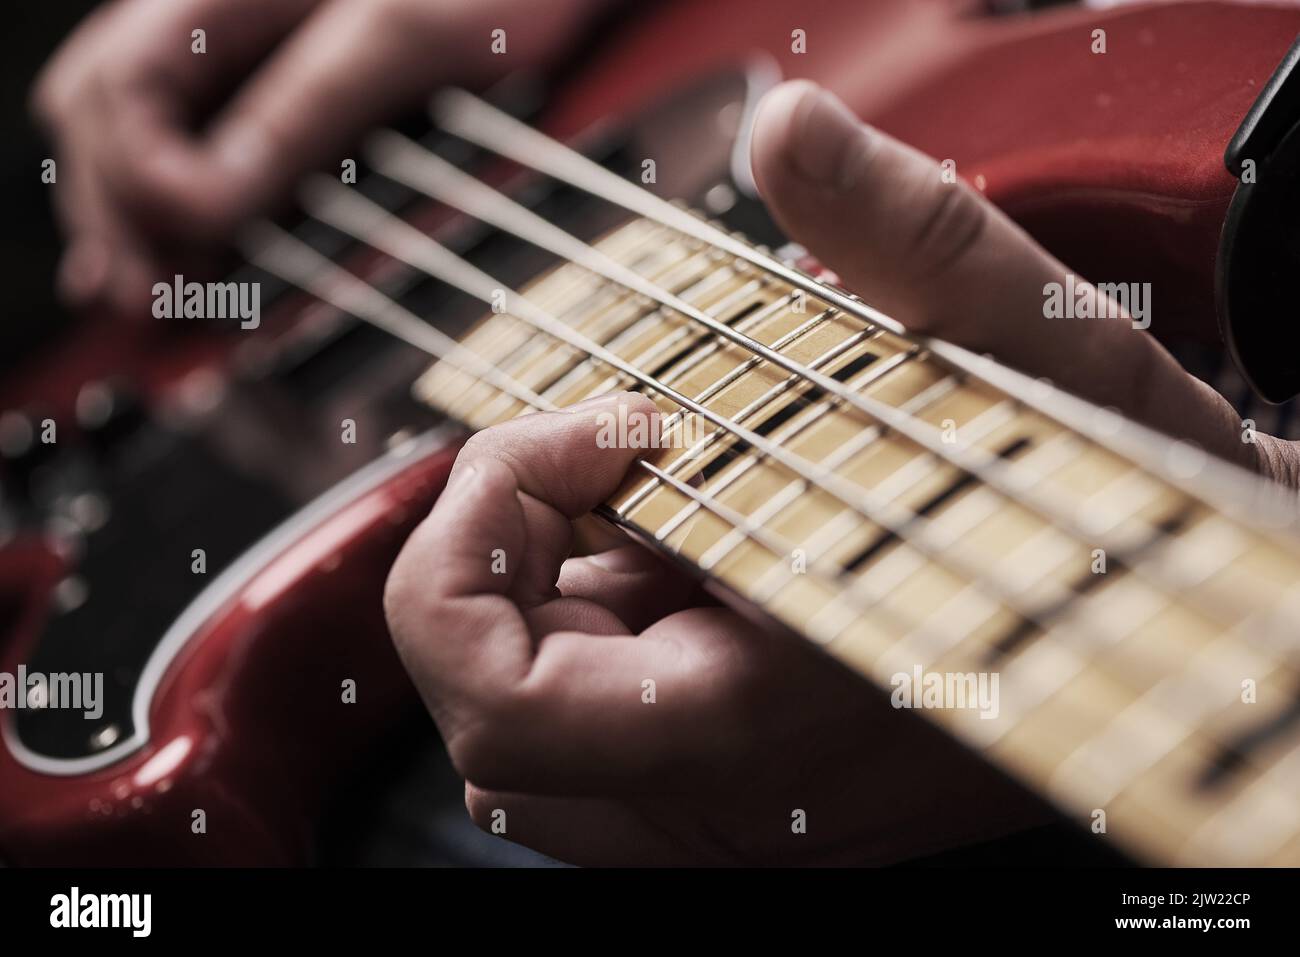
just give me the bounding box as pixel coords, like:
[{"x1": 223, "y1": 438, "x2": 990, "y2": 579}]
[
  {"x1": 392, "y1": 436, "x2": 783, "y2": 795},
  {"x1": 442, "y1": 606, "x2": 791, "y2": 796},
  {"x1": 750, "y1": 80, "x2": 1255, "y2": 470},
  {"x1": 47, "y1": 110, "x2": 158, "y2": 312},
  {"x1": 384, "y1": 392, "x2": 658, "y2": 750},
  {"x1": 523, "y1": 596, "x2": 629, "y2": 638},
  {"x1": 557, "y1": 544, "x2": 703, "y2": 632},
  {"x1": 92, "y1": 0, "x2": 321, "y2": 236},
  {"x1": 507, "y1": 493, "x2": 572, "y2": 608},
  {"x1": 112, "y1": 0, "x2": 448, "y2": 235},
  {"x1": 28, "y1": 0, "x2": 122, "y2": 129},
  {"x1": 195, "y1": 0, "x2": 598, "y2": 220},
  {"x1": 32, "y1": 0, "x2": 313, "y2": 123},
  {"x1": 35, "y1": 0, "x2": 319, "y2": 309},
  {"x1": 50, "y1": 135, "x2": 166, "y2": 317}
]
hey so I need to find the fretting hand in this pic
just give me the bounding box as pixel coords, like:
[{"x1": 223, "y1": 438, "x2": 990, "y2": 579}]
[
  {"x1": 385, "y1": 80, "x2": 1300, "y2": 865},
  {"x1": 384, "y1": 393, "x2": 1042, "y2": 865}
]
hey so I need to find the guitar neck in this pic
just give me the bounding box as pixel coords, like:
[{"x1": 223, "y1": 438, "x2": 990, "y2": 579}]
[
  {"x1": 235, "y1": 88, "x2": 1300, "y2": 865},
  {"x1": 413, "y1": 213, "x2": 1300, "y2": 866}
]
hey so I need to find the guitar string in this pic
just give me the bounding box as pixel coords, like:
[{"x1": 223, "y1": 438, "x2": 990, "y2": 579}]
[
  {"x1": 373, "y1": 112, "x2": 1276, "y2": 638},
  {"x1": 431, "y1": 85, "x2": 1300, "y2": 597},
  {"x1": 289, "y1": 189, "x2": 1078, "y2": 621},
  {"x1": 287, "y1": 192, "x2": 1300, "y2": 790},
  {"x1": 442, "y1": 91, "x2": 1300, "y2": 861},
  {"x1": 254, "y1": 189, "x2": 1281, "y2": 682},
  {"x1": 351, "y1": 164, "x2": 1294, "y2": 676},
  {"x1": 428, "y1": 96, "x2": 1210, "y2": 531},
  {"x1": 237, "y1": 219, "x2": 1015, "y2": 654},
  {"x1": 242, "y1": 213, "x2": 1065, "y2": 641},
  {"x1": 238, "y1": 220, "x2": 1300, "y2": 831}
]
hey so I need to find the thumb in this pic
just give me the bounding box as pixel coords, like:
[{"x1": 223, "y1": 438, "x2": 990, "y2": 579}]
[
  {"x1": 751, "y1": 79, "x2": 1060, "y2": 347},
  {"x1": 750, "y1": 79, "x2": 1257, "y2": 471}
]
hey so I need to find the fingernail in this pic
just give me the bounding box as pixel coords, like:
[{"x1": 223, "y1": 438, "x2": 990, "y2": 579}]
[
  {"x1": 444, "y1": 462, "x2": 478, "y2": 496},
  {"x1": 562, "y1": 390, "x2": 642, "y2": 413},
  {"x1": 57, "y1": 240, "x2": 110, "y2": 306},
  {"x1": 791, "y1": 88, "x2": 872, "y2": 192}
]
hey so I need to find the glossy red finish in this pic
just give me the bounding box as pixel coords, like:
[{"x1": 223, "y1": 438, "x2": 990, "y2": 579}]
[
  {"x1": 1, "y1": 0, "x2": 1296, "y2": 864},
  {"x1": 6, "y1": 2, "x2": 1295, "y2": 417},
  {"x1": 547, "y1": 0, "x2": 1300, "y2": 344},
  {"x1": 0, "y1": 438, "x2": 462, "y2": 865}
]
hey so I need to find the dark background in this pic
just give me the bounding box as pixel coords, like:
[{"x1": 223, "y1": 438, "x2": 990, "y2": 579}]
[
  {"x1": 0, "y1": 2, "x2": 99, "y2": 369},
  {"x1": 0, "y1": 0, "x2": 1264, "y2": 868}
]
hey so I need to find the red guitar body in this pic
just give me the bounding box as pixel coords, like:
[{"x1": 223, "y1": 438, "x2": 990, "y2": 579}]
[{"x1": 1, "y1": 0, "x2": 1296, "y2": 865}]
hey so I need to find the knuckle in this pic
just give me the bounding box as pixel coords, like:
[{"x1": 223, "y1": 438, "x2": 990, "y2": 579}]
[
  {"x1": 457, "y1": 431, "x2": 492, "y2": 460},
  {"x1": 445, "y1": 690, "x2": 526, "y2": 787},
  {"x1": 905, "y1": 181, "x2": 988, "y2": 280},
  {"x1": 446, "y1": 723, "x2": 504, "y2": 786},
  {"x1": 381, "y1": 546, "x2": 428, "y2": 647},
  {"x1": 28, "y1": 72, "x2": 73, "y2": 130},
  {"x1": 380, "y1": 562, "x2": 408, "y2": 637}
]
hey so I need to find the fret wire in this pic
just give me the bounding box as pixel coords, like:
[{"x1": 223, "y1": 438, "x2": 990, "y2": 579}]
[
  {"x1": 733, "y1": 396, "x2": 1022, "y2": 606},
  {"x1": 476, "y1": 224, "x2": 694, "y2": 404},
  {"x1": 647, "y1": 326, "x2": 879, "y2": 538},
  {"x1": 658, "y1": 366, "x2": 955, "y2": 562},
  {"x1": 400, "y1": 145, "x2": 1294, "y2": 686},
  {"x1": 607, "y1": 276, "x2": 765, "y2": 387},
  {"x1": 434, "y1": 220, "x2": 705, "y2": 416},
  {"x1": 622, "y1": 460, "x2": 979, "y2": 649},
  {"x1": 450, "y1": 230, "x2": 728, "y2": 419},
  {"x1": 697, "y1": 480, "x2": 808, "y2": 569},
  {"x1": 371, "y1": 128, "x2": 827, "y2": 431},
  {"x1": 239, "y1": 220, "x2": 973, "y2": 654},
  {"x1": 647, "y1": 327, "x2": 885, "y2": 511},
  {"x1": 651, "y1": 293, "x2": 802, "y2": 421},
  {"x1": 972, "y1": 587, "x2": 1294, "y2": 785},
  {"x1": 444, "y1": 239, "x2": 792, "y2": 433},
  {"x1": 449, "y1": 189, "x2": 1287, "y2": 656},
  {"x1": 369, "y1": 128, "x2": 882, "y2": 367},
  {"x1": 534, "y1": 263, "x2": 740, "y2": 405},
  {"x1": 469, "y1": 290, "x2": 607, "y2": 408},
  {"x1": 647, "y1": 436, "x2": 1273, "y2": 834},
  {"x1": 433, "y1": 87, "x2": 913, "y2": 335},
  {"x1": 291, "y1": 181, "x2": 1182, "y2": 663},
  {"x1": 941, "y1": 426, "x2": 1292, "y2": 641},
  {"x1": 292, "y1": 162, "x2": 1300, "y2": 769},
  {"x1": 599, "y1": 321, "x2": 923, "y2": 522},
  {"x1": 987, "y1": 423, "x2": 1291, "y2": 637},
  {"x1": 736, "y1": 401, "x2": 1019, "y2": 641},
  {"x1": 696, "y1": 374, "x2": 941, "y2": 561},
  {"x1": 428, "y1": 91, "x2": 1260, "y2": 630},
  {"x1": 658, "y1": 323, "x2": 877, "y2": 475},
  {"x1": 614, "y1": 304, "x2": 848, "y2": 517},
  {"x1": 242, "y1": 218, "x2": 1300, "y2": 863}
]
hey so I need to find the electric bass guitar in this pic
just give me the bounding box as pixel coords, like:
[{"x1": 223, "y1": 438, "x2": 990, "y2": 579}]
[{"x1": 2, "y1": 0, "x2": 1299, "y2": 865}]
